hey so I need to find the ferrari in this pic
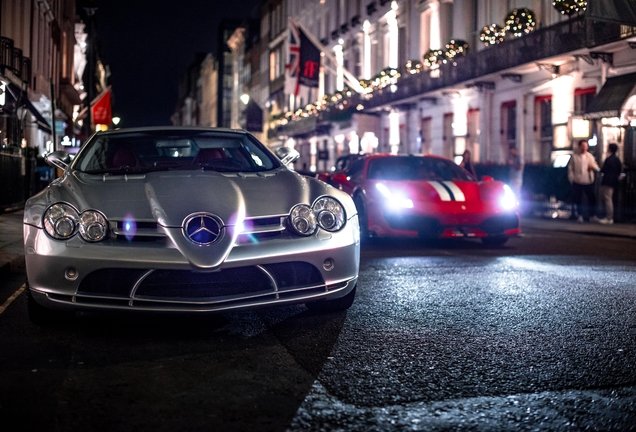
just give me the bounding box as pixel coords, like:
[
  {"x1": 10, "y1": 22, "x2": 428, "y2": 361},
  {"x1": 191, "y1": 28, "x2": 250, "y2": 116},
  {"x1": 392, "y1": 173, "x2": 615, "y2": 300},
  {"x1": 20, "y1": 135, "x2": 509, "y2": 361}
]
[{"x1": 324, "y1": 154, "x2": 520, "y2": 245}]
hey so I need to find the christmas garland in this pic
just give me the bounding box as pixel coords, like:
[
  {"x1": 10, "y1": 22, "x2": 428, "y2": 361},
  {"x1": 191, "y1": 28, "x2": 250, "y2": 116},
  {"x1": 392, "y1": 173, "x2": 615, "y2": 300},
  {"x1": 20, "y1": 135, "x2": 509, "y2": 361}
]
[
  {"x1": 445, "y1": 40, "x2": 469, "y2": 61},
  {"x1": 480, "y1": 24, "x2": 506, "y2": 46},
  {"x1": 505, "y1": 8, "x2": 536, "y2": 37},
  {"x1": 553, "y1": 0, "x2": 587, "y2": 15},
  {"x1": 423, "y1": 49, "x2": 445, "y2": 68}
]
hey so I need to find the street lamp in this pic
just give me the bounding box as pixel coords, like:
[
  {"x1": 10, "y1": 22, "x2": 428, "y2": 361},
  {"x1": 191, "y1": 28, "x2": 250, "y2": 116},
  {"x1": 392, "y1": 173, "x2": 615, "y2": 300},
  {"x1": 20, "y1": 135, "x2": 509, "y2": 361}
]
[
  {"x1": 112, "y1": 116, "x2": 121, "y2": 126},
  {"x1": 240, "y1": 93, "x2": 250, "y2": 105}
]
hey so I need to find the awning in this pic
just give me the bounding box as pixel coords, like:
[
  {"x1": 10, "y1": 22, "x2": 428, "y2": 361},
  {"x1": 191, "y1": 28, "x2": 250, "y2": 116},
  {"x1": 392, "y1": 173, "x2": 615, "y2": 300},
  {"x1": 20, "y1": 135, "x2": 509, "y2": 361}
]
[
  {"x1": 23, "y1": 98, "x2": 52, "y2": 134},
  {"x1": 584, "y1": 72, "x2": 636, "y2": 120},
  {"x1": 3, "y1": 82, "x2": 53, "y2": 133}
]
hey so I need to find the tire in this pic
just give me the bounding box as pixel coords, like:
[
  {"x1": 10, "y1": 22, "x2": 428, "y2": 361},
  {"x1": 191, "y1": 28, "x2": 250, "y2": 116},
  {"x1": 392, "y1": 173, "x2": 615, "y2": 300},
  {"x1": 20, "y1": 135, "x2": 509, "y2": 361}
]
[
  {"x1": 481, "y1": 236, "x2": 508, "y2": 246},
  {"x1": 306, "y1": 284, "x2": 357, "y2": 313},
  {"x1": 26, "y1": 283, "x2": 74, "y2": 325},
  {"x1": 354, "y1": 195, "x2": 370, "y2": 240}
]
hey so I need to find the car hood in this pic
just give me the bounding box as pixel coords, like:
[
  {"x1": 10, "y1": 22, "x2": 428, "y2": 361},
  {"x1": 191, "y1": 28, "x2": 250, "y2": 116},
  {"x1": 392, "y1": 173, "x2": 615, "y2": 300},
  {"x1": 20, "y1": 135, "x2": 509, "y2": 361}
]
[
  {"x1": 25, "y1": 168, "x2": 351, "y2": 227},
  {"x1": 373, "y1": 180, "x2": 482, "y2": 203}
]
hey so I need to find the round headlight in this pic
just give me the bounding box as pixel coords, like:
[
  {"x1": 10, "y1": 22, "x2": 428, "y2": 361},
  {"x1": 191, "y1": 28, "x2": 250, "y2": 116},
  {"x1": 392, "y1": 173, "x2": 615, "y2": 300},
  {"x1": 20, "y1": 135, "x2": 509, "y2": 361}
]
[
  {"x1": 313, "y1": 197, "x2": 346, "y2": 232},
  {"x1": 79, "y1": 210, "x2": 108, "y2": 242},
  {"x1": 289, "y1": 204, "x2": 317, "y2": 236},
  {"x1": 43, "y1": 203, "x2": 79, "y2": 239}
]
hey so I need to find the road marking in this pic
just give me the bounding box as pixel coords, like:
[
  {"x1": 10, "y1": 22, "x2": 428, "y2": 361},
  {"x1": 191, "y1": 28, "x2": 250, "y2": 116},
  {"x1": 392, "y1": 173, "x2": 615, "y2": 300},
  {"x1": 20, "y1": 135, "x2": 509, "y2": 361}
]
[{"x1": 0, "y1": 284, "x2": 25, "y2": 315}]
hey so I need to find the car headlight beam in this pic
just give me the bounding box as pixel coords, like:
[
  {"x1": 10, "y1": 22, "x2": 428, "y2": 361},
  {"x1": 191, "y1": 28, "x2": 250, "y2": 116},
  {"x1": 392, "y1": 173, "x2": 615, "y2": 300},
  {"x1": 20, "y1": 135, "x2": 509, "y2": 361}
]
[
  {"x1": 43, "y1": 203, "x2": 109, "y2": 242},
  {"x1": 499, "y1": 184, "x2": 518, "y2": 211},
  {"x1": 376, "y1": 183, "x2": 414, "y2": 209}
]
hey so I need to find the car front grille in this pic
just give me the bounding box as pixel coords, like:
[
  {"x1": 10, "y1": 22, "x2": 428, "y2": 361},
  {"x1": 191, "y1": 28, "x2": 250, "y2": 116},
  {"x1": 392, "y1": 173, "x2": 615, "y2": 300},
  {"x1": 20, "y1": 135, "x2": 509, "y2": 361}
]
[
  {"x1": 384, "y1": 212, "x2": 519, "y2": 237},
  {"x1": 109, "y1": 215, "x2": 289, "y2": 244},
  {"x1": 384, "y1": 214, "x2": 443, "y2": 235},
  {"x1": 74, "y1": 262, "x2": 327, "y2": 309}
]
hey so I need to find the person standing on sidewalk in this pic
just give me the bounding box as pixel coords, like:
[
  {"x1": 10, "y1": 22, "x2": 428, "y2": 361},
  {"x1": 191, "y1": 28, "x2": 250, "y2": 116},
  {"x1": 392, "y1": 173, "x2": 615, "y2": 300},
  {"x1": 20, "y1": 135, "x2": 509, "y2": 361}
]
[
  {"x1": 598, "y1": 143, "x2": 622, "y2": 224},
  {"x1": 459, "y1": 150, "x2": 477, "y2": 178},
  {"x1": 567, "y1": 139, "x2": 600, "y2": 223}
]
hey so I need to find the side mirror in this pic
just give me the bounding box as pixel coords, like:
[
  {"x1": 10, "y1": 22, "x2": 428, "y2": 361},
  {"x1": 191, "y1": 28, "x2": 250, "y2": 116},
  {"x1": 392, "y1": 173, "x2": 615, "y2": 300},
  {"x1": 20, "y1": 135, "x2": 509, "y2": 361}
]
[
  {"x1": 481, "y1": 175, "x2": 494, "y2": 182},
  {"x1": 45, "y1": 151, "x2": 71, "y2": 170},
  {"x1": 275, "y1": 147, "x2": 300, "y2": 165}
]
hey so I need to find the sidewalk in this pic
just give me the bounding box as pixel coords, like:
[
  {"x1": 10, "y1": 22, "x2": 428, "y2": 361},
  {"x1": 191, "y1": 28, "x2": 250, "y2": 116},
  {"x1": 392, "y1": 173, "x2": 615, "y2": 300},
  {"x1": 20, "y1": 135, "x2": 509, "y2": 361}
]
[
  {"x1": 0, "y1": 209, "x2": 634, "y2": 275},
  {"x1": 0, "y1": 209, "x2": 25, "y2": 274},
  {"x1": 521, "y1": 216, "x2": 636, "y2": 239}
]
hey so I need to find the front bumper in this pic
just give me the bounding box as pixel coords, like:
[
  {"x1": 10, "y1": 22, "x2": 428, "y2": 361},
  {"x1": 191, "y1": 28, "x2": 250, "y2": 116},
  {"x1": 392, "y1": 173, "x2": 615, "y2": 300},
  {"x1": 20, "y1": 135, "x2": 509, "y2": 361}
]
[
  {"x1": 24, "y1": 216, "x2": 360, "y2": 313},
  {"x1": 370, "y1": 209, "x2": 520, "y2": 238}
]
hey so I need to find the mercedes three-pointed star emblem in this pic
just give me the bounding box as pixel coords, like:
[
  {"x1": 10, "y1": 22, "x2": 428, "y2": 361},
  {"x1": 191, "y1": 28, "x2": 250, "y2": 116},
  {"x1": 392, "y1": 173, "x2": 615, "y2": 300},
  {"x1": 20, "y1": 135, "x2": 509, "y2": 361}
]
[{"x1": 183, "y1": 213, "x2": 223, "y2": 245}]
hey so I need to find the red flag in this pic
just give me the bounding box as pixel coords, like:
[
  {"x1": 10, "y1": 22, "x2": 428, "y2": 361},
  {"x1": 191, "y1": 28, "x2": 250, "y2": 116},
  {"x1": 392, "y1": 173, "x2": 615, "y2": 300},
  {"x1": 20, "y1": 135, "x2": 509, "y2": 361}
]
[{"x1": 91, "y1": 87, "x2": 112, "y2": 125}]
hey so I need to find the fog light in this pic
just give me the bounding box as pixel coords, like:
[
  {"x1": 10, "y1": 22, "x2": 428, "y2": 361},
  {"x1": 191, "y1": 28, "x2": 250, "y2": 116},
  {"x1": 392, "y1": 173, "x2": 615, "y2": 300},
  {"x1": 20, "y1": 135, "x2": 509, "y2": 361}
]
[
  {"x1": 323, "y1": 258, "x2": 335, "y2": 271},
  {"x1": 65, "y1": 267, "x2": 78, "y2": 281}
]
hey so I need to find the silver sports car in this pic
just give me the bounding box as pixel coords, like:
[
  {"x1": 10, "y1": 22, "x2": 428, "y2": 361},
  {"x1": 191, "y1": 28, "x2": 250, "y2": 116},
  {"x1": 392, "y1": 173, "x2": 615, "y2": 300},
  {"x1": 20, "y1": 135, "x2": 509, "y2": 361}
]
[{"x1": 23, "y1": 127, "x2": 360, "y2": 324}]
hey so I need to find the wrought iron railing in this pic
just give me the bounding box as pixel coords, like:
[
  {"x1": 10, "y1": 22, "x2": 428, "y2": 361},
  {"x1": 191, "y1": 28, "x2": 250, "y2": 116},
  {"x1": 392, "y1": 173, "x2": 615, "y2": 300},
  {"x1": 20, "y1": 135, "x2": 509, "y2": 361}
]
[
  {"x1": 0, "y1": 36, "x2": 31, "y2": 85},
  {"x1": 363, "y1": 15, "x2": 629, "y2": 110}
]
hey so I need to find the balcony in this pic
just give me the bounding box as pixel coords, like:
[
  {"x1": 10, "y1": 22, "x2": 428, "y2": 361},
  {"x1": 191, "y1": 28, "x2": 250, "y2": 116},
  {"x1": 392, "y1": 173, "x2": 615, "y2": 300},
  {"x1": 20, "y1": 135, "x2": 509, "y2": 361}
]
[
  {"x1": 363, "y1": 16, "x2": 632, "y2": 110},
  {"x1": 0, "y1": 37, "x2": 31, "y2": 86}
]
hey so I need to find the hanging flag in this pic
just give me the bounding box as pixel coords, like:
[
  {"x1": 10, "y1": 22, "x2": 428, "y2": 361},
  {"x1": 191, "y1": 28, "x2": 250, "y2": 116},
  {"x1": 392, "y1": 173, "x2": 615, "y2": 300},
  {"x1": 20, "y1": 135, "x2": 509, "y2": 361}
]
[
  {"x1": 285, "y1": 20, "x2": 321, "y2": 96},
  {"x1": 91, "y1": 86, "x2": 112, "y2": 125},
  {"x1": 298, "y1": 27, "x2": 321, "y2": 89},
  {"x1": 284, "y1": 21, "x2": 301, "y2": 96}
]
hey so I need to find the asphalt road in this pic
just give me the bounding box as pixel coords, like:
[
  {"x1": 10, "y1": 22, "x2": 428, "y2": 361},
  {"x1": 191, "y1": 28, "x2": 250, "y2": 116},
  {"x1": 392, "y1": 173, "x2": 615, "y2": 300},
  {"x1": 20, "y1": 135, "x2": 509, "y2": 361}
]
[{"x1": 1, "y1": 228, "x2": 635, "y2": 431}]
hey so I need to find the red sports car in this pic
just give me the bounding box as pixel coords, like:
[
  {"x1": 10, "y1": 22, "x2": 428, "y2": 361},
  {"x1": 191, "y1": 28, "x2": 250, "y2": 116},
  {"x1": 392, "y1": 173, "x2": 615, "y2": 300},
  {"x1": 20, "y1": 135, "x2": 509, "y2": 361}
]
[{"x1": 324, "y1": 154, "x2": 520, "y2": 245}]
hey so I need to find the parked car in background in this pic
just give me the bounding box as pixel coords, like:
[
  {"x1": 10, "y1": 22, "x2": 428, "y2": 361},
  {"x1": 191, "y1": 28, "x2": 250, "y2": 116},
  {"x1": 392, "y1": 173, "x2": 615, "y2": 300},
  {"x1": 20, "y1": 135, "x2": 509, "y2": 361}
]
[
  {"x1": 325, "y1": 154, "x2": 520, "y2": 245},
  {"x1": 23, "y1": 127, "x2": 360, "y2": 324}
]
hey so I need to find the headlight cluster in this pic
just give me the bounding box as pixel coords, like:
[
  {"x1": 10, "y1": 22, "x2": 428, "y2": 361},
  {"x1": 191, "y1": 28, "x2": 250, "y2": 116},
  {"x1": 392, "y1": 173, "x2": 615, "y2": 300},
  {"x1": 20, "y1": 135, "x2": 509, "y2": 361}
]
[
  {"x1": 288, "y1": 196, "x2": 346, "y2": 236},
  {"x1": 43, "y1": 203, "x2": 108, "y2": 242}
]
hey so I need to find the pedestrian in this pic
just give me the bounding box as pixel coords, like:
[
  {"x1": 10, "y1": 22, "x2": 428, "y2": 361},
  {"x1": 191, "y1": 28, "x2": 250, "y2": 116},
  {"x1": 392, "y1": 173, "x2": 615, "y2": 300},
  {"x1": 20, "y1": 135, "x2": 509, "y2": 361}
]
[
  {"x1": 459, "y1": 150, "x2": 477, "y2": 178},
  {"x1": 507, "y1": 146, "x2": 523, "y2": 199},
  {"x1": 598, "y1": 143, "x2": 622, "y2": 224},
  {"x1": 567, "y1": 139, "x2": 600, "y2": 223}
]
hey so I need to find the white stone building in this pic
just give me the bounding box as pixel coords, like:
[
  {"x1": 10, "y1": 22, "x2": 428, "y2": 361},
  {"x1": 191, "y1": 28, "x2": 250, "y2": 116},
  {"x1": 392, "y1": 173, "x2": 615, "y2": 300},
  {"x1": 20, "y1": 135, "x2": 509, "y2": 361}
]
[{"x1": 257, "y1": 0, "x2": 636, "y2": 182}]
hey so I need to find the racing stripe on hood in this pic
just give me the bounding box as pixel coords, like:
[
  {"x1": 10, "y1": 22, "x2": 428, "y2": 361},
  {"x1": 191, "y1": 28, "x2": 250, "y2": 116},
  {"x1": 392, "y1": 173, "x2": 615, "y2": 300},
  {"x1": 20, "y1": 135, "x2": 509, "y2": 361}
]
[
  {"x1": 427, "y1": 181, "x2": 452, "y2": 201},
  {"x1": 443, "y1": 181, "x2": 466, "y2": 202}
]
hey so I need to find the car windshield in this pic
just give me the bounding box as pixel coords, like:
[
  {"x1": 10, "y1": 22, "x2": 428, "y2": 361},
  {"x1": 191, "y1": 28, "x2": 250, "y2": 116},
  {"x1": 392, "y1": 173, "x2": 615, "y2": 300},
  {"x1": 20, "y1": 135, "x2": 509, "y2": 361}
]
[
  {"x1": 72, "y1": 130, "x2": 281, "y2": 174},
  {"x1": 367, "y1": 156, "x2": 474, "y2": 182}
]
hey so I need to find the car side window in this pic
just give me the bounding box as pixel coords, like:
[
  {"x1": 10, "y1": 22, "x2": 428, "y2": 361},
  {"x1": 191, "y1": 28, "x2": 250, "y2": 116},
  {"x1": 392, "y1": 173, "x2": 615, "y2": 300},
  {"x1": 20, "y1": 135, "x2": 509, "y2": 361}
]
[{"x1": 347, "y1": 159, "x2": 365, "y2": 182}]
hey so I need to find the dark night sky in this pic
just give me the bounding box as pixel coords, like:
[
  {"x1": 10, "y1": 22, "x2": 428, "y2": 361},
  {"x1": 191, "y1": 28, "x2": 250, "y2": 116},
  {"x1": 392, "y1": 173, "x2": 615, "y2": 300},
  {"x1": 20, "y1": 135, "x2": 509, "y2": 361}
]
[{"x1": 92, "y1": 0, "x2": 261, "y2": 128}]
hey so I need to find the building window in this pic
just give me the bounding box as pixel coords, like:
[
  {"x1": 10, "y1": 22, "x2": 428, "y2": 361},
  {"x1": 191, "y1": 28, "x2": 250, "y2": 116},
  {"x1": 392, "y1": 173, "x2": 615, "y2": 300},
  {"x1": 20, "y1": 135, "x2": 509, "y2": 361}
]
[
  {"x1": 501, "y1": 101, "x2": 517, "y2": 153},
  {"x1": 535, "y1": 95, "x2": 552, "y2": 163},
  {"x1": 574, "y1": 87, "x2": 596, "y2": 115},
  {"x1": 467, "y1": 109, "x2": 480, "y2": 163}
]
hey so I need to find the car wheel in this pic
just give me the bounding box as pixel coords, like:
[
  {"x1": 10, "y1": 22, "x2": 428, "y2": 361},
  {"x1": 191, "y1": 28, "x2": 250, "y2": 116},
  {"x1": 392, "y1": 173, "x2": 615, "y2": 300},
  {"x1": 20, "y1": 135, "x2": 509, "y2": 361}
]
[
  {"x1": 354, "y1": 195, "x2": 370, "y2": 239},
  {"x1": 306, "y1": 284, "x2": 357, "y2": 313},
  {"x1": 482, "y1": 236, "x2": 508, "y2": 246},
  {"x1": 26, "y1": 283, "x2": 74, "y2": 325}
]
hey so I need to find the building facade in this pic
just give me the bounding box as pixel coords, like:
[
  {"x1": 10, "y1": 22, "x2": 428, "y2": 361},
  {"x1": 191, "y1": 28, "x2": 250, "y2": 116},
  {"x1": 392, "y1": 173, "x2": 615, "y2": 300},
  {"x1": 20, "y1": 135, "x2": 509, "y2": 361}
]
[
  {"x1": 250, "y1": 0, "x2": 636, "y2": 210},
  {"x1": 0, "y1": 0, "x2": 94, "y2": 209}
]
